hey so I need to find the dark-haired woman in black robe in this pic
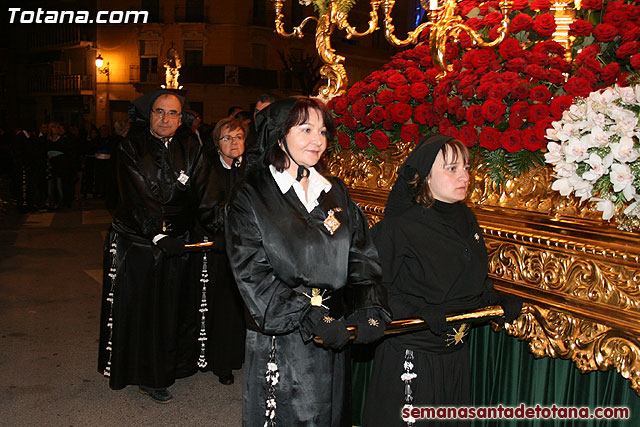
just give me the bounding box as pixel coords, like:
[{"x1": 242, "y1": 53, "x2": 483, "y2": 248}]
[
  {"x1": 226, "y1": 97, "x2": 390, "y2": 427},
  {"x1": 362, "y1": 135, "x2": 521, "y2": 426}
]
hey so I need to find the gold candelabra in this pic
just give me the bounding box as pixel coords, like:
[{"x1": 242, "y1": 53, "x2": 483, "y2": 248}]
[
  {"x1": 273, "y1": 0, "x2": 381, "y2": 97},
  {"x1": 382, "y1": 0, "x2": 513, "y2": 80}
]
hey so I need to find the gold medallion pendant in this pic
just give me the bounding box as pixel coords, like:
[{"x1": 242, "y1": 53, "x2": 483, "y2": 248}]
[{"x1": 324, "y1": 208, "x2": 343, "y2": 235}]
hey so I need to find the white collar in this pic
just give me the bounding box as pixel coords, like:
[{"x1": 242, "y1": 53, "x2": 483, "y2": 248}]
[
  {"x1": 219, "y1": 154, "x2": 242, "y2": 170},
  {"x1": 269, "y1": 164, "x2": 332, "y2": 213}
]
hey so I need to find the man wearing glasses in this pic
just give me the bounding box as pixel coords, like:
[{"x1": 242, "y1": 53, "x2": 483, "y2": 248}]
[{"x1": 98, "y1": 90, "x2": 224, "y2": 404}]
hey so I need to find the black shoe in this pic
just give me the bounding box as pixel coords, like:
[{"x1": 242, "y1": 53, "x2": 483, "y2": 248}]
[
  {"x1": 218, "y1": 374, "x2": 234, "y2": 385},
  {"x1": 138, "y1": 385, "x2": 173, "y2": 403}
]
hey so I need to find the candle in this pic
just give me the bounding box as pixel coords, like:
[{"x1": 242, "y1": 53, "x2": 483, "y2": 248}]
[{"x1": 430, "y1": 0, "x2": 437, "y2": 10}]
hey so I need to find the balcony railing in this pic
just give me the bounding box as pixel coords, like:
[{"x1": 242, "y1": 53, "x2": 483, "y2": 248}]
[
  {"x1": 30, "y1": 75, "x2": 93, "y2": 93},
  {"x1": 24, "y1": 25, "x2": 95, "y2": 49}
]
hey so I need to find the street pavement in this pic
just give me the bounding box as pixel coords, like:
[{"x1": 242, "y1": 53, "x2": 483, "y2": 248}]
[{"x1": 0, "y1": 200, "x2": 243, "y2": 426}]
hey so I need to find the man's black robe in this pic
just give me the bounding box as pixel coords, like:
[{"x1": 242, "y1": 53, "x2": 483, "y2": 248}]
[{"x1": 97, "y1": 124, "x2": 223, "y2": 389}]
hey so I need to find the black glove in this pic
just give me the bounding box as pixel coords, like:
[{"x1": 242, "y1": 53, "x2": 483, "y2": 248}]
[
  {"x1": 347, "y1": 313, "x2": 386, "y2": 344},
  {"x1": 312, "y1": 315, "x2": 350, "y2": 350},
  {"x1": 156, "y1": 236, "x2": 186, "y2": 257},
  {"x1": 500, "y1": 294, "x2": 523, "y2": 323},
  {"x1": 418, "y1": 306, "x2": 448, "y2": 336}
]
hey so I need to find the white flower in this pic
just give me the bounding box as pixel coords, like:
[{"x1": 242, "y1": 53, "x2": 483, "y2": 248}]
[
  {"x1": 595, "y1": 199, "x2": 616, "y2": 221},
  {"x1": 544, "y1": 141, "x2": 564, "y2": 164},
  {"x1": 586, "y1": 126, "x2": 611, "y2": 148},
  {"x1": 610, "y1": 136, "x2": 640, "y2": 163},
  {"x1": 616, "y1": 85, "x2": 636, "y2": 104},
  {"x1": 610, "y1": 163, "x2": 634, "y2": 194},
  {"x1": 551, "y1": 177, "x2": 574, "y2": 196},
  {"x1": 582, "y1": 153, "x2": 610, "y2": 181},
  {"x1": 564, "y1": 138, "x2": 589, "y2": 163}
]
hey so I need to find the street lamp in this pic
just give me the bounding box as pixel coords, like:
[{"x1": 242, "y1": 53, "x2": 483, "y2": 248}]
[{"x1": 95, "y1": 54, "x2": 110, "y2": 78}]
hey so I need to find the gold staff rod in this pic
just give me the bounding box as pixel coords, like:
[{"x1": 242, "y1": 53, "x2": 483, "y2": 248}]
[{"x1": 314, "y1": 305, "x2": 506, "y2": 344}]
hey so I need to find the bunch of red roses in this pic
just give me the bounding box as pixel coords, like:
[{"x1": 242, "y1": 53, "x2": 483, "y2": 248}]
[
  {"x1": 327, "y1": 0, "x2": 605, "y2": 180},
  {"x1": 568, "y1": 0, "x2": 640, "y2": 94}
]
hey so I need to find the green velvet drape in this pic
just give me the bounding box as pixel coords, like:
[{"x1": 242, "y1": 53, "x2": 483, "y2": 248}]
[{"x1": 351, "y1": 325, "x2": 640, "y2": 426}]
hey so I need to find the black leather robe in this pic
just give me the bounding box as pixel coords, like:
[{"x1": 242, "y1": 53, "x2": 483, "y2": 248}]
[
  {"x1": 97, "y1": 124, "x2": 224, "y2": 389},
  {"x1": 225, "y1": 167, "x2": 389, "y2": 427}
]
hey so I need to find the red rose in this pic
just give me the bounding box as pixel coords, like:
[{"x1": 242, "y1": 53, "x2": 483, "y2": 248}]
[
  {"x1": 434, "y1": 96, "x2": 448, "y2": 115},
  {"x1": 424, "y1": 68, "x2": 440, "y2": 85},
  {"x1": 524, "y1": 64, "x2": 547, "y2": 81},
  {"x1": 361, "y1": 116, "x2": 373, "y2": 128},
  {"x1": 347, "y1": 84, "x2": 365, "y2": 103},
  {"x1": 480, "y1": 71, "x2": 500, "y2": 85},
  {"x1": 386, "y1": 73, "x2": 408, "y2": 89},
  {"x1": 550, "y1": 95, "x2": 574, "y2": 120},
  {"x1": 604, "y1": 9, "x2": 627, "y2": 27},
  {"x1": 444, "y1": 42, "x2": 460, "y2": 61},
  {"x1": 459, "y1": 85, "x2": 476, "y2": 99},
  {"x1": 530, "y1": 85, "x2": 551, "y2": 103},
  {"x1": 488, "y1": 83, "x2": 510, "y2": 100},
  {"x1": 602, "y1": 63, "x2": 622, "y2": 85},
  {"x1": 405, "y1": 67, "x2": 425, "y2": 83},
  {"x1": 455, "y1": 106, "x2": 467, "y2": 122},
  {"x1": 351, "y1": 99, "x2": 367, "y2": 121},
  {"x1": 481, "y1": 99, "x2": 506, "y2": 123},
  {"x1": 370, "y1": 129, "x2": 390, "y2": 150},
  {"x1": 365, "y1": 96, "x2": 375, "y2": 106},
  {"x1": 365, "y1": 70, "x2": 384, "y2": 84},
  {"x1": 570, "y1": 19, "x2": 593, "y2": 37},
  {"x1": 521, "y1": 127, "x2": 545, "y2": 151},
  {"x1": 458, "y1": 32, "x2": 473, "y2": 49},
  {"x1": 394, "y1": 85, "x2": 412, "y2": 103},
  {"x1": 512, "y1": 0, "x2": 529, "y2": 10},
  {"x1": 500, "y1": 71, "x2": 519, "y2": 83},
  {"x1": 382, "y1": 119, "x2": 394, "y2": 131},
  {"x1": 414, "y1": 104, "x2": 437, "y2": 126},
  {"x1": 472, "y1": 49, "x2": 498, "y2": 68},
  {"x1": 458, "y1": 124, "x2": 478, "y2": 147},
  {"x1": 466, "y1": 105, "x2": 484, "y2": 126},
  {"x1": 510, "y1": 14, "x2": 533, "y2": 33},
  {"x1": 621, "y1": 26, "x2": 640, "y2": 43},
  {"x1": 499, "y1": 38, "x2": 523, "y2": 59},
  {"x1": 337, "y1": 132, "x2": 351, "y2": 149},
  {"x1": 342, "y1": 111, "x2": 358, "y2": 130},
  {"x1": 581, "y1": 0, "x2": 602, "y2": 10},
  {"x1": 369, "y1": 106, "x2": 385, "y2": 123},
  {"x1": 616, "y1": 41, "x2": 640, "y2": 59},
  {"x1": 479, "y1": 127, "x2": 501, "y2": 150},
  {"x1": 593, "y1": 24, "x2": 618, "y2": 42},
  {"x1": 500, "y1": 129, "x2": 523, "y2": 153},
  {"x1": 388, "y1": 103, "x2": 413, "y2": 123},
  {"x1": 333, "y1": 96, "x2": 349, "y2": 115},
  {"x1": 535, "y1": 118, "x2": 555, "y2": 141},
  {"x1": 376, "y1": 90, "x2": 394, "y2": 106},
  {"x1": 549, "y1": 56, "x2": 571, "y2": 73},
  {"x1": 400, "y1": 124, "x2": 420, "y2": 143},
  {"x1": 527, "y1": 104, "x2": 550, "y2": 124},
  {"x1": 410, "y1": 82, "x2": 429, "y2": 100},
  {"x1": 511, "y1": 82, "x2": 530, "y2": 100},
  {"x1": 511, "y1": 100, "x2": 530, "y2": 118},
  {"x1": 631, "y1": 53, "x2": 640, "y2": 70},
  {"x1": 564, "y1": 77, "x2": 593, "y2": 97},
  {"x1": 505, "y1": 57, "x2": 527, "y2": 72},
  {"x1": 546, "y1": 69, "x2": 565, "y2": 85},
  {"x1": 447, "y1": 97, "x2": 462, "y2": 115},
  {"x1": 535, "y1": 40, "x2": 566, "y2": 56},
  {"x1": 484, "y1": 11, "x2": 503, "y2": 27},
  {"x1": 508, "y1": 114, "x2": 525, "y2": 130},
  {"x1": 438, "y1": 119, "x2": 459, "y2": 139},
  {"x1": 476, "y1": 82, "x2": 492, "y2": 99},
  {"x1": 529, "y1": 0, "x2": 551, "y2": 11},
  {"x1": 354, "y1": 132, "x2": 369, "y2": 149},
  {"x1": 533, "y1": 14, "x2": 556, "y2": 37}
]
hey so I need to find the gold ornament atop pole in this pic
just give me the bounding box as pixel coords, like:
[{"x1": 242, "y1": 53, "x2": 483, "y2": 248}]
[
  {"x1": 273, "y1": 0, "x2": 381, "y2": 97},
  {"x1": 162, "y1": 47, "x2": 183, "y2": 90},
  {"x1": 382, "y1": 0, "x2": 513, "y2": 80}
]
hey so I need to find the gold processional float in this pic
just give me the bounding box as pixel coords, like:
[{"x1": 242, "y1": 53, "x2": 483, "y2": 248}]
[{"x1": 273, "y1": 0, "x2": 640, "y2": 395}]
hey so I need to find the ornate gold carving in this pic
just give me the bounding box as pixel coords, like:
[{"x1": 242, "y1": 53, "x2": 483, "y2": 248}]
[
  {"x1": 272, "y1": 0, "x2": 381, "y2": 96},
  {"x1": 502, "y1": 304, "x2": 640, "y2": 394}
]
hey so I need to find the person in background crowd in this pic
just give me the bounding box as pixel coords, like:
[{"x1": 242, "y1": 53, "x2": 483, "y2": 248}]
[
  {"x1": 226, "y1": 97, "x2": 390, "y2": 426},
  {"x1": 253, "y1": 93, "x2": 278, "y2": 121},
  {"x1": 362, "y1": 134, "x2": 522, "y2": 427},
  {"x1": 227, "y1": 105, "x2": 243, "y2": 118},
  {"x1": 94, "y1": 125, "x2": 113, "y2": 199},
  {"x1": 97, "y1": 90, "x2": 225, "y2": 404},
  {"x1": 45, "y1": 122, "x2": 68, "y2": 210},
  {"x1": 197, "y1": 116, "x2": 248, "y2": 386},
  {"x1": 81, "y1": 127, "x2": 99, "y2": 199}
]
